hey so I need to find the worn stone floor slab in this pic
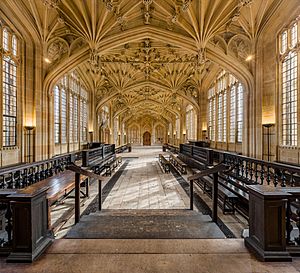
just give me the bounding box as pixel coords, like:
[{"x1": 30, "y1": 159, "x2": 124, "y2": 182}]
[
  {"x1": 103, "y1": 147, "x2": 190, "y2": 210},
  {"x1": 66, "y1": 209, "x2": 225, "y2": 239},
  {"x1": 47, "y1": 238, "x2": 249, "y2": 254},
  {"x1": 1, "y1": 239, "x2": 299, "y2": 273}
]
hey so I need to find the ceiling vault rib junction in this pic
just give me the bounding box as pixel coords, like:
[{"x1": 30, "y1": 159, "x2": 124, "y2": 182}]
[{"x1": 1, "y1": 0, "x2": 282, "y2": 130}]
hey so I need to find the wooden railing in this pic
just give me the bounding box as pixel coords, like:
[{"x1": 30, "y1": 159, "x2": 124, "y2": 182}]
[
  {"x1": 182, "y1": 143, "x2": 300, "y2": 261},
  {"x1": 180, "y1": 144, "x2": 214, "y2": 165},
  {"x1": 115, "y1": 143, "x2": 131, "y2": 154},
  {"x1": 0, "y1": 144, "x2": 118, "y2": 262},
  {"x1": 222, "y1": 152, "x2": 300, "y2": 187},
  {"x1": 0, "y1": 153, "x2": 75, "y2": 190},
  {"x1": 82, "y1": 144, "x2": 115, "y2": 167},
  {"x1": 0, "y1": 191, "x2": 14, "y2": 255},
  {"x1": 66, "y1": 164, "x2": 105, "y2": 223},
  {"x1": 163, "y1": 143, "x2": 180, "y2": 154},
  {"x1": 188, "y1": 163, "x2": 229, "y2": 221}
]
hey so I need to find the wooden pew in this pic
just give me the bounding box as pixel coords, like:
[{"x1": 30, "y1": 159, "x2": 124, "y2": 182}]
[
  {"x1": 82, "y1": 144, "x2": 115, "y2": 168},
  {"x1": 158, "y1": 154, "x2": 170, "y2": 173},
  {"x1": 19, "y1": 170, "x2": 89, "y2": 228},
  {"x1": 103, "y1": 155, "x2": 122, "y2": 176},
  {"x1": 193, "y1": 173, "x2": 238, "y2": 214},
  {"x1": 169, "y1": 154, "x2": 187, "y2": 174}
]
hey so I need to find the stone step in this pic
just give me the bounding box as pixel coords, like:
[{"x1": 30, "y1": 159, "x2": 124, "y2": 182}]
[
  {"x1": 89, "y1": 209, "x2": 203, "y2": 217},
  {"x1": 48, "y1": 238, "x2": 248, "y2": 254},
  {"x1": 79, "y1": 209, "x2": 211, "y2": 223},
  {"x1": 66, "y1": 209, "x2": 224, "y2": 239},
  {"x1": 79, "y1": 213, "x2": 212, "y2": 223}
]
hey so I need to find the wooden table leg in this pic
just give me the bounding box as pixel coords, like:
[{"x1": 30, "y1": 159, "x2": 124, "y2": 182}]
[
  {"x1": 75, "y1": 172, "x2": 80, "y2": 224},
  {"x1": 190, "y1": 180, "x2": 194, "y2": 210},
  {"x1": 98, "y1": 180, "x2": 102, "y2": 211}
]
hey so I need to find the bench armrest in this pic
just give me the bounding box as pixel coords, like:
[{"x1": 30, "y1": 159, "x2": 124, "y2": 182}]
[{"x1": 66, "y1": 163, "x2": 105, "y2": 180}]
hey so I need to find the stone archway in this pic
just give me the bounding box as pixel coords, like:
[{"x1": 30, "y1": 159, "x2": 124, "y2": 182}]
[{"x1": 143, "y1": 131, "x2": 151, "y2": 146}]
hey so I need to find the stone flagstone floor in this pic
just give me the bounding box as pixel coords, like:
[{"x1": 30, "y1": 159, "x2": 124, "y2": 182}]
[
  {"x1": 1, "y1": 146, "x2": 300, "y2": 272},
  {"x1": 103, "y1": 146, "x2": 192, "y2": 210}
]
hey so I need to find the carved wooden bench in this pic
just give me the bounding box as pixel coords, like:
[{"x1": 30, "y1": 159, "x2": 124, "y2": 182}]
[
  {"x1": 158, "y1": 154, "x2": 170, "y2": 173},
  {"x1": 19, "y1": 169, "x2": 88, "y2": 228},
  {"x1": 169, "y1": 154, "x2": 187, "y2": 174},
  {"x1": 195, "y1": 174, "x2": 238, "y2": 214},
  {"x1": 104, "y1": 156, "x2": 122, "y2": 176}
]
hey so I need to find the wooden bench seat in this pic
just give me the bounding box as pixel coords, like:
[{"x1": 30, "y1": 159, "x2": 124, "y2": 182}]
[
  {"x1": 18, "y1": 170, "x2": 89, "y2": 228},
  {"x1": 19, "y1": 170, "x2": 88, "y2": 206},
  {"x1": 179, "y1": 154, "x2": 207, "y2": 170},
  {"x1": 194, "y1": 175, "x2": 238, "y2": 214},
  {"x1": 92, "y1": 154, "x2": 116, "y2": 175},
  {"x1": 158, "y1": 154, "x2": 170, "y2": 173},
  {"x1": 104, "y1": 156, "x2": 122, "y2": 176},
  {"x1": 169, "y1": 154, "x2": 187, "y2": 174}
]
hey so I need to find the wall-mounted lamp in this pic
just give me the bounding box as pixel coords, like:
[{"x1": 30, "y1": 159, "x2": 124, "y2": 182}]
[
  {"x1": 262, "y1": 110, "x2": 275, "y2": 126},
  {"x1": 262, "y1": 123, "x2": 275, "y2": 162},
  {"x1": 245, "y1": 55, "x2": 254, "y2": 62},
  {"x1": 24, "y1": 126, "x2": 35, "y2": 163},
  {"x1": 44, "y1": 57, "x2": 51, "y2": 64},
  {"x1": 89, "y1": 131, "x2": 93, "y2": 142}
]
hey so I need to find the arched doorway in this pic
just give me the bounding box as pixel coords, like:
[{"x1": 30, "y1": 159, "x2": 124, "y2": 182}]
[{"x1": 143, "y1": 131, "x2": 151, "y2": 146}]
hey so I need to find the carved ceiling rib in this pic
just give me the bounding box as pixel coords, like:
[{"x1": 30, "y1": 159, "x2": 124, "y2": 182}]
[
  {"x1": 1, "y1": 0, "x2": 282, "y2": 127},
  {"x1": 95, "y1": 80, "x2": 200, "y2": 113}
]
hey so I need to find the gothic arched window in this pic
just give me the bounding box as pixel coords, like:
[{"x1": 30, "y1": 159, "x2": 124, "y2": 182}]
[
  {"x1": 279, "y1": 18, "x2": 299, "y2": 147},
  {"x1": 186, "y1": 105, "x2": 197, "y2": 140},
  {"x1": 53, "y1": 72, "x2": 89, "y2": 147},
  {"x1": 208, "y1": 70, "x2": 244, "y2": 143},
  {"x1": 2, "y1": 27, "x2": 19, "y2": 147}
]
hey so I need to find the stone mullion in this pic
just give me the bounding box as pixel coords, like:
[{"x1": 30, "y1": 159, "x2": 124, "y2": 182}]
[
  {"x1": 226, "y1": 83, "x2": 230, "y2": 150},
  {"x1": 235, "y1": 82, "x2": 239, "y2": 144},
  {"x1": 297, "y1": 19, "x2": 300, "y2": 151},
  {"x1": 0, "y1": 29, "x2": 3, "y2": 151},
  {"x1": 59, "y1": 85, "x2": 62, "y2": 154},
  {"x1": 78, "y1": 86, "x2": 82, "y2": 149},
  {"x1": 67, "y1": 75, "x2": 70, "y2": 153},
  {"x1": 0, "y1": 30, "x2": 3, "y2": 161}
]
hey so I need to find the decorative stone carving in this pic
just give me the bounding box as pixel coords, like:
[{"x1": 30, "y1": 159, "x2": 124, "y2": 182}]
[
  {"x1": 196, "y1": 48, "x2": 206, "y2": 66},
  {"x1": 181, "y1": 0, "x2": 192, "y2": 12},
  {"x1": 47, "y1": 39, "x2": 68, "y2": 62},
  {"x1": 142, "y1": 0, "x2": 153, "y2": 25},
  {"x1": 103, "y1": 0, "x2": 114, "y2": 12},
  {"x1": 229, "y1": 36, "x2": 251, "y2": 61},
  {"x1": 209, "y1": 35, "x2": 227, "y2": 53},
  {"x1": 117, "y1": 16, "x2": 126, "y2": 31},
  {"x1": 42, "y1": 0, "x2": 60, "y2": 9},
  {"x1": 57, "y1": 17, "x2": 65, "y2": 25},
  {"x1": 89, "y1": 49, "x2": 103, "y2": 74},
  {"x1": 238, "y1": 0, "x2": 253, "y2": 7}
]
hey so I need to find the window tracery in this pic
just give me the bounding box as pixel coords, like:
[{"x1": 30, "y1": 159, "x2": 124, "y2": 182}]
[
  {"x1": 53, "y1": 72, "x2": 89, "y2": 145},
  {"x1": 279, "y1": 16, "x2": 299, "y2": 147},
  {"x1": 186, "y1": 105, "x2": 197, "y2": 140},
  {"x1": 2, "y1": 27, "x2": 19, "y2": 147},
  {"x1": 208, "y1": 70, "x2": 244, "y2": 143}
]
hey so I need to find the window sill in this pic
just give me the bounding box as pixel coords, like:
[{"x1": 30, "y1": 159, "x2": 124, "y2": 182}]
[
  {"x1": 279, "y1": 145, "x2": 298, "y2": 150},
  {"x1": 2, "y1": 146, "x2": 19, "y2": 151}
]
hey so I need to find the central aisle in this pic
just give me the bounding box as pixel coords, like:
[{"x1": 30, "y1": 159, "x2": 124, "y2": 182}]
[
  {"x1": 66, "y1": 145, "x2": 226, "y2": 239},
  {"x1": 102, "y1": 146, "x2": 191, "y2": 210}
]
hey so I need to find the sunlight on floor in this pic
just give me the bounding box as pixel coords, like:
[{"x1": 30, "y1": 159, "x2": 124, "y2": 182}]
[{"x1": 103, "y1": 146, "x2": 190, "y2": 210}]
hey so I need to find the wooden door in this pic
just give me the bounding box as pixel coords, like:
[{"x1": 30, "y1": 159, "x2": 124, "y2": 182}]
[{"x1": 143, "y1": 132, "x2": 151, "y2": 146}]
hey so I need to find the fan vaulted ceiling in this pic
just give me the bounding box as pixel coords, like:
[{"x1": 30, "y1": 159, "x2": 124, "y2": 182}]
[{"x1": 1, "y1": 0, "x2": 281, "y2": 125}]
